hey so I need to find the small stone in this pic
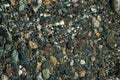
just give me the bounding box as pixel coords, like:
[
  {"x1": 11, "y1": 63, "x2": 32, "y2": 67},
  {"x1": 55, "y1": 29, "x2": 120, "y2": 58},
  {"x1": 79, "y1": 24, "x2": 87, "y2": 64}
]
[
  {"x1": 11, "y1": 50, "x2": 19, "y2": 63},
  {"x1": 19, "y1": 0, "x2": 27, "y2": 11},
  {"x1": 80, "y1": 60, "x2": 85, "y2": 65},
  {"x1": 29, "y1": 41, "x2": 38, "y2": 49},
  {"x1": 6, "y1": 67, "x2": 13, "y2": 74},
  {"x1": 37, "y1": 24, "x2": 42, "y2": 31},
  {"x1": 18, "y1": 70, "x2": 23, "y2": 76},
  {"x1": 41, "y1": 61, "x2": 50, "y2": 69},
  {"x1": 50, "y1": 55, "x2": 57, "y2": 66},
  {"x1": 79, "y1": 70, "x2": 86, "y2": 77},
  {"x1": 45, "y1": 44, "x2": 51, "y2": 51},
  {"x1": 97, "y1": 15, "x2": 102, "y2": 21},
  {"x1": 42, "y1": 69, "x2": 50, "y2": 79},
  {"x1": 59, "y1": 20, "x2": 65, "y2": 25},
  {"x1": 21, "y1": 68, "x2": 27, "y2": 76},
  {"x1": 74, "y1": 72, "x2": 79, "y2": 79},
  {"x1": 91, "y1": 56, "x2": 96, "y2": 62},
  {"x1": 9, "y1": 0, "x2": 15, "y2": 5},
  {"x1": 66, "y1": 41, "x2": 72, "y2": 49},
  {"x1": 92, "y1": 17, "x2": 100, "y2": 28},
  {"x1": 106, "y1": 35, "x2": 116, "y2": 49},
  {"x1": 5, "y1": 44, "x2": 12, "y2": 51},
  {"x1": 98, "y1": 45, "x2": 103, "y2": 49},
  {"x1": 23, "y1": 33, "x2": 30, "y2": 39},
  {"x1": 98, "y1": 27, "x2": 103, "y2": 32},
  {"x1": 73, "y1": 3, "x2": 79, "y2": 8},
  {"x1": 96, "y1": 32, "x2": 101, "y2": 38},
  {"x1": 3, "y1": 4, "x2": 10, "y2": 8},
  {"x1": 98, "y1": 69, "x2": 105, "y2": 76},
  {"x1": 70, "y1": 60, "x2": 74, "y2": 66},
  {"x1": 88, "y1": 31, "x2": 92, "y2": 37},
  {"x1": 91, "y1": 7, "x2": 97, "y2": 13},
  {"x1": 1, "y1": 75, "x2": 8, "y2": 80},
  {"x1": 37, "y1": 62, "x2": 42, "y2": 70},
  {"x1": 32, "y1": 6, "x2": 40, "y2": 13}
]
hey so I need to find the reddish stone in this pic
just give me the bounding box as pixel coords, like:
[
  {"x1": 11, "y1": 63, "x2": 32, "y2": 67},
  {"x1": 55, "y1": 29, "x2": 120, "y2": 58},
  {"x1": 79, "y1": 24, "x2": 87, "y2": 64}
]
[
  {"x1": 73, "y1": 4, "x2": 79, "y2": 8},
  {"x1": 6, "y1": 67, "x2": 13, "y2": 74}
]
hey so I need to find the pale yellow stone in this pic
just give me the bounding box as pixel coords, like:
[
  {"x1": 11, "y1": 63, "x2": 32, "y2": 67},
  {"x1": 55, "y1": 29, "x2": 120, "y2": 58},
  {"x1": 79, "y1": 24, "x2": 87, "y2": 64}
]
[
  {"x1": 96, "y1": 32, "x2": 101, "y2": 38},
  {"x1": 9, "y1": 0, "x2": 15, "y2": 5},
  {"x1": 50, "y1": 56, "x2": 57, "y2": 65},
  {"x1": 29, "y1": 41, "x2": 38, "y2": 49},
  {"x1": 23, "y1": 33, "x2": 30, "y2": 39},
  {"x1": 79, "y1": 70, "x2": 86, "y2": 77},
  {"x1": 88, "y1": 31, "x2": 92, "y2": 37},
  {"x1": 37, "y1": 62, "x2": 42, "y2": 70}
]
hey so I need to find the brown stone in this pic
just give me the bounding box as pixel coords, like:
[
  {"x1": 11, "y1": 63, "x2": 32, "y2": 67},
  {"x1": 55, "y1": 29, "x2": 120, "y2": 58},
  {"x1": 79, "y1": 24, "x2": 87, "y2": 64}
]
[
  {"x1": 6, "y1": 67, "x2": 13, "y2": 74},
  {"x1": 79, "y1": 70, "x2": 86, "y2": 77}
]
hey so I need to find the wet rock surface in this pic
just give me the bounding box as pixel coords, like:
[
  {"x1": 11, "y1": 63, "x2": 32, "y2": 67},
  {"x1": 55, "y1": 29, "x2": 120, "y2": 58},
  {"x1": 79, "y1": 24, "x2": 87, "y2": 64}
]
[{"x1": 0, "y1": 0, "x2": 120, "y2": 80}]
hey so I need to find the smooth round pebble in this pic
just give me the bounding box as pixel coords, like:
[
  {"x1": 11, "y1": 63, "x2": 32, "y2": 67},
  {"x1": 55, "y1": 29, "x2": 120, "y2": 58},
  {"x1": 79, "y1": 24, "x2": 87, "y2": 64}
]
[
  {"x1": 1, "y1": 75, "x2": 8, "y2": 80},
  {"x1": 80, "y1": 60, "x2": 85, "y2": 65},
  {"x1": 70, "y1": 60, "x2": 74, "y2": 66},
  {"x1": 42, "y1": 69, "x2": 50, "y2": 79}
]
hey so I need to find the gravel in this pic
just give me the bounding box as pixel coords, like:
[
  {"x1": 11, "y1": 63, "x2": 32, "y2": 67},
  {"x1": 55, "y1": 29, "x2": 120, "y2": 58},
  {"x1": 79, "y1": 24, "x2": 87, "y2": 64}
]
[{"x1": 0, "y1": 0, "x2": 120, "y2": 80}]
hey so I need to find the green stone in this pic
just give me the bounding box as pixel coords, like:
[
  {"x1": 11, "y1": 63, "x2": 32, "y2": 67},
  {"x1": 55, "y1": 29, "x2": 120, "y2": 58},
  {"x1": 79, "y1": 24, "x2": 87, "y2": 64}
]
[
  {"x1": 11, "y1": 50, "x2": 19, "y2": 63},
  {"x1": 42, "y1": 69, "x2": 50, "y2": 79}
]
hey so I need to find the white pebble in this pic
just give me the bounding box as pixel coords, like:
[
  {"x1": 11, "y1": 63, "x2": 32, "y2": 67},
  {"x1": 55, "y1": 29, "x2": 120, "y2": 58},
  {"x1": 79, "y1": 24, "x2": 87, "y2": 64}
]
[
  {"x1": 70, "y1": 60, "x2": 74, "y2": 66},
  {"x1": 18, "y1": 70, "x2": 23, "y2": 76},
  {"x1": 60, "y1": 20, "x2": 65, "y2": 25},
  {"x1": 98, "y1": 45, "x2": 103, "y2": 49},
  {"x1": 37, "y1": 24, "x2": 42, "y2": 31},
  {"x1": 74, "y1": 72, "x2": 79, "y2": 79},
  {"x1": 80, "y1": 60, "x2": 85, "y2": 65},
  {"x1": 71, "y1": 34, "x2": 76, "y2": 39},
  {"x1": 91, "y1": 56, "x2": 96, "y2": 62},
  {"x1": 97, "y1": 15, "x2": 102, "y2": 21},
  {"x1": 67, "y1": 29, "x2": 71, "y2": 33},
  {"x1": 19, "y1": 65, "x2": 22, "y2": 69},
  {"x1": 92, "y1": 17, "x2": 100, "y2": 28},
  {"x1": 1, "y1": 75, "x2": 8, "y2": 80},
  {"x1": 118, "y1": 49, "x2": 120, "y2": 52},
  {"x1": 4, "y1": 4, "x2": 10, "y2": 8},
  {"x1": 91, "y1": 7, "x2": 97, "y2": 13}
]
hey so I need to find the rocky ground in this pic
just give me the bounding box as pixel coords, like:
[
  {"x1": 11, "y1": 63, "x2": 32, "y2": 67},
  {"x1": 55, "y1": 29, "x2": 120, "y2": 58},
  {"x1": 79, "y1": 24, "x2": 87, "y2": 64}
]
[{"x1": 0, "y1": 0, "x2": 120, "y2": 80}]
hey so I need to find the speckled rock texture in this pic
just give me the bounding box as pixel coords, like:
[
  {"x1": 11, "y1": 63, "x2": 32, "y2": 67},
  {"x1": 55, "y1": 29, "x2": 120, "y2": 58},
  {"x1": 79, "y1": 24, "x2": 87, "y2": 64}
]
[{"x1": 0, "y1": 0, "x2": 120, "y2": 80}]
